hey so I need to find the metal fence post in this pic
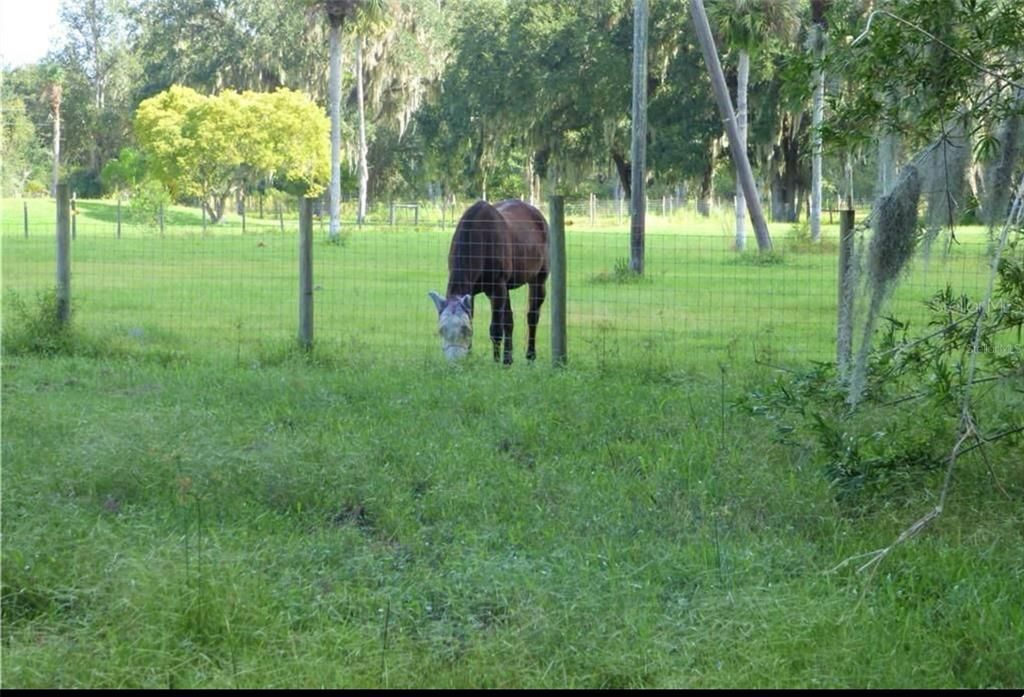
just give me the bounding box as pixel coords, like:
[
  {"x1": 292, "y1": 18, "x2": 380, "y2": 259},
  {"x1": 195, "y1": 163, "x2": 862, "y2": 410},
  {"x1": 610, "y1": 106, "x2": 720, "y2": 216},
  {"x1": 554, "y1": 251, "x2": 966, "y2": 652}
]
[
  {"x1": 24, "y1": 201, "x2": 29, "y2": 238},
  {"x1": 56, "y1": 183, "x2": 71, "y2": 325},
  {"x1": 298, "y1": 197, "x2": 314, "y2": 350},
  {"x1": 549, "y1": 195, "x2": 567, "y2": 367}
]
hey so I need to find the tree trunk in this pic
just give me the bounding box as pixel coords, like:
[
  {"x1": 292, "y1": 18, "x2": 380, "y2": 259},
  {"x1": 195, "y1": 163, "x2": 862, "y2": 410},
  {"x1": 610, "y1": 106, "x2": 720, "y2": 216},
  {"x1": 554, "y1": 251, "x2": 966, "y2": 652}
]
[
  {"x1": 692, "y1": 138, "x2": 716, "y2": 216},
  {"x1": 524, "y1": 155, "x2": 535, "y2": 205},
  {"x1": 734, "y1": 50, "x2": 749, "y2": 251},
  {"x1": 50, "y1": 87, "x2": 62, "y2": 197},
  {"x1": 356, "y1": 38, "x2": 369, "y2": 225},
  {"x1": 877, "y1": 131, "x2": 898, "y2": 198},
  {"x1": 690, "y1": 0, "x2": 773, "y2": 252},
  {"x1": 983, "y1": 86, "x2": 1023, "y2": 226},
  {"x1": 770, "y1": 113, "x2": 804, "y2": 223},
  {"x1": 809, "y1": 22, "x2": 825, "y2": 241},
  {"x1": 629, "y1": 0, "x2": 649, "y2": 274},
  {"x1": 770, "y1": 166, "x2": 801, "y2": 222},
  {"x1": 876, "y1": 93, "x2": 899, "y2": 198},
  {"x1": 205, "y1": 194, "x2": 228, "y2": 224},
  {"x1": 328, "y1": 20, "x2": 344, "y2": 240},
  {"x1": 697, "y1": 148, "x2": 714, "y2": 217}
]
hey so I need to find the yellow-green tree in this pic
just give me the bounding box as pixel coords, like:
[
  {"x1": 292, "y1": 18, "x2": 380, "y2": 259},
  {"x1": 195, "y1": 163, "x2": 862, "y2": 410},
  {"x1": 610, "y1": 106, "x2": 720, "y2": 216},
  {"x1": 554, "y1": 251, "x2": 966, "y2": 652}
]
[
  {"x1": 135, "y1": 85, "x2": 328, "y2": 222},
  {"x1": 249, "y1": 89, "x2": 331, "y2": 197}
]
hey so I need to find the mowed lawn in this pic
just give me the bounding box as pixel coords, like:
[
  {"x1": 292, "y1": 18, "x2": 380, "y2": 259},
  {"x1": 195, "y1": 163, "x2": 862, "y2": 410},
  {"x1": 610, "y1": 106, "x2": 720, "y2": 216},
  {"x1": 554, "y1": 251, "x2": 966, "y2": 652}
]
[{"x1": 2, "y1": 198, "x2": 1020, "y2": 687}]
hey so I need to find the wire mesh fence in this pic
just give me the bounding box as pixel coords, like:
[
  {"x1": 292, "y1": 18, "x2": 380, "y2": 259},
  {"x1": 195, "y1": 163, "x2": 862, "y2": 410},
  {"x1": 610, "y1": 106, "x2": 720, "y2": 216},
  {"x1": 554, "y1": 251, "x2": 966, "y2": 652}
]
[{"x1": 1, "y1": 194, "x2": 997, "y2": 370}]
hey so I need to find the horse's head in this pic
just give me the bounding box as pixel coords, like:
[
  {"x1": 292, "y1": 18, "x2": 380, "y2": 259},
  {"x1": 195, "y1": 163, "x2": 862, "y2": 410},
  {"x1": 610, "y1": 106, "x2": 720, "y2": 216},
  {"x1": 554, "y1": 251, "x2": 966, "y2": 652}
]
[{"x1": 428, "y1": 291, "x2": 473, "y2": 361}]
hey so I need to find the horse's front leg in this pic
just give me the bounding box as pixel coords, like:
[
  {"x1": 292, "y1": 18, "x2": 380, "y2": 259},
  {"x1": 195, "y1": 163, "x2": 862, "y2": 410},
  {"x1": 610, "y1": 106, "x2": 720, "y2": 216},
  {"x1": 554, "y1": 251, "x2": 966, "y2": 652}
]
[{"x1": 488, "y1": 287, "x2": 512, "y2": 364}]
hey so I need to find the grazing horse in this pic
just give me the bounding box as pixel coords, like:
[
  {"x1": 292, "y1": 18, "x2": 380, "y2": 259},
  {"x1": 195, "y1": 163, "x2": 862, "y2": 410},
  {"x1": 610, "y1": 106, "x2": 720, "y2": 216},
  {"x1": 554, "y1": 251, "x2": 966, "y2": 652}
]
[{"x1": 429, "y1": 199, "x2": 549, "y2": 364}]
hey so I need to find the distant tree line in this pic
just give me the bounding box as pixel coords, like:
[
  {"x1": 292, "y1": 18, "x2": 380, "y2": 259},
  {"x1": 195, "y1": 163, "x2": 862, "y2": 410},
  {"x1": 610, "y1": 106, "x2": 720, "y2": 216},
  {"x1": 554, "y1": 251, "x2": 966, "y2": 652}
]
[{"x1": 1, "y1": 0, "x2": 1021, "y2": 229}]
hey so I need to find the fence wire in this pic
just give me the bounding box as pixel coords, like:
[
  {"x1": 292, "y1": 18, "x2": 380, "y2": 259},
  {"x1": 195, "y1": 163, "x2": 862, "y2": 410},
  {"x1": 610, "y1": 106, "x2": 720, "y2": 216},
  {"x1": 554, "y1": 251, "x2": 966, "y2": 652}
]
[{"x1": 1, "y1": 197, "x2": 995, "y2": 369}]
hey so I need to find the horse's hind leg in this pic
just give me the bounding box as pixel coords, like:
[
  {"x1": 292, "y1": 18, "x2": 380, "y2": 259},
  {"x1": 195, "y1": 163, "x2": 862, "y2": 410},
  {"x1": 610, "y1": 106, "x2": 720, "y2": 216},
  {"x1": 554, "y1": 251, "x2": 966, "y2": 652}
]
[{"x1": 526, "y1": 278, "x2": 547, "y2": 361}]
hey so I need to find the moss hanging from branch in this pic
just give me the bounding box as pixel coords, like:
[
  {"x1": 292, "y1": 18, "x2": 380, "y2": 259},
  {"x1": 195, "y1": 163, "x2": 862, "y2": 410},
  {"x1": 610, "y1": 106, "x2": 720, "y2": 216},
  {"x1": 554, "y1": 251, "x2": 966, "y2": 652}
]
[
  {"x1": 849, "y1": 164, "x2": 922, "y2": 406},
  {"x1": 921, "y1": 121, "x2": 970, "y2": 261}
]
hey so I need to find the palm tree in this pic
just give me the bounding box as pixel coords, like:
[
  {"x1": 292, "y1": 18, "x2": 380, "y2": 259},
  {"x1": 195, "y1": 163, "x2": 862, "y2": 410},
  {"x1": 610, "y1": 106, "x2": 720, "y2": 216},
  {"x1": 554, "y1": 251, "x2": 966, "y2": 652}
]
[
  {"x1": 348, "y1": 1, "x2": 387, "y2": 226},
  {"x1": 322, "y1": 0, "x2": 359, "y2": 241},
  {"x1": 315, "y1": 0, "x2": 395, "y2": 231},
  {"x1": 808, "y1": 0, "x2": 830, "y2": 242},
  {"x1": 692, "y1": 0, "x2": 773, "y2": 252},
  {"x1": 707, "y1": 0, "x2": 797, "y2": 250},
  {"x1": 355, "y1": 36, "x2": 369, "y2": 225}
]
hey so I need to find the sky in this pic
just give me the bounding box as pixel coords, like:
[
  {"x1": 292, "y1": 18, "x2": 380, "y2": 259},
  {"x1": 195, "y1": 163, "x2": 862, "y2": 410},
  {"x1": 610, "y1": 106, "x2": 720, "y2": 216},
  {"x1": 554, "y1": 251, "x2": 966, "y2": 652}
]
[{"x1": 0, "y1": 0, "x2": 65, "y2": 69}]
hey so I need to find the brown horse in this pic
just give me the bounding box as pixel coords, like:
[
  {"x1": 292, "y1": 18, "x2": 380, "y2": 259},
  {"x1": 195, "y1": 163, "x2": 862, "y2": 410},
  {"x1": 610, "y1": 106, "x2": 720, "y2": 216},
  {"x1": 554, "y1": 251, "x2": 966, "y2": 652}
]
[{"x1": 429, "y1": 199, "x2": 549, "y2": 364}]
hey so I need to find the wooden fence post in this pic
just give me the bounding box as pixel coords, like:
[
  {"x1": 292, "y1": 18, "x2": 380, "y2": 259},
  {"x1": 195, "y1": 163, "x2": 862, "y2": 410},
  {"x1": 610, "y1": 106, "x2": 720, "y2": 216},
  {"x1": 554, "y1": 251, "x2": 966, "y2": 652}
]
[
  {"x1": 298, "y1": 197, "x2": 314, "y2": 350},
  {"x1": 23, "y1": 201, "x2": 29, "y2": 238},
  {"x1": 549, "y1": 195, "x2": 567, "y2": 367},
  {"x1": 837, "y1": 209, "x2": 856, "y2": 376},
  {"x1": 56, "y1": 183, "x2": 71, "y2": 325},
  {"x1": 71, "y1": 193, "x2": 77, "y2": 240}
]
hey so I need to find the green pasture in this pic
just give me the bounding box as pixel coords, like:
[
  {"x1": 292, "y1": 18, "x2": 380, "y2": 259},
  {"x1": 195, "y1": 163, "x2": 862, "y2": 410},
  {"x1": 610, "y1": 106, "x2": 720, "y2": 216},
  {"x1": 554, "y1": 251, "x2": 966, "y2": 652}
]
[
  {"x1": 1, "y1": 197, "x2": 996, "y2": 369},
  {"x1": 2, "y1": 197, "x2": 1020, "y2": 688}
]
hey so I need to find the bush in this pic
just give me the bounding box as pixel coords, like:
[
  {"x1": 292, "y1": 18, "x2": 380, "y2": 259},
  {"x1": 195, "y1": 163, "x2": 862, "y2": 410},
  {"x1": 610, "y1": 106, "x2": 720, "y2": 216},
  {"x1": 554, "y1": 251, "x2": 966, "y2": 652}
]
[
  {"x1": 740, "y1": 228, "x2": 1024, "y2": 506},
  {"x1": 2, "y1": 289, "x2": 77, "y2": 356},
  {"x1": 129, "y1": 179, "x2": 174, "y2": 227},
  {"x1": 588, "y1": 258, "x2": 650, "y2": 284},
  {"x1": 66, "y1": 168, "x2": 103, "y2": 198}
]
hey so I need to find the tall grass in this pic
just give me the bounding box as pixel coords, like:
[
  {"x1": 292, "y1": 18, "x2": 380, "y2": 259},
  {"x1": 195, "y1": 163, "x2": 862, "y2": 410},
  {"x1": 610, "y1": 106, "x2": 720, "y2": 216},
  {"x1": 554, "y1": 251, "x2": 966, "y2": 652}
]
[
  {"x1": 2, "y1": 198, "x2": 1020, "y2": 687},
  {"x1": 2, "y1": 351, "x2": 1021, "y2": 688}
]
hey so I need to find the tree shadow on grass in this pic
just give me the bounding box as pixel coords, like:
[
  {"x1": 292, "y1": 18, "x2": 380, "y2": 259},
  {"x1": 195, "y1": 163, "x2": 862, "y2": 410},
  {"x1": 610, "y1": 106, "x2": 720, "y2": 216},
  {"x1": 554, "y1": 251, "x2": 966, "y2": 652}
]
[{"x1": 75, "y1": 200, "x2": 206, "y2": 227}]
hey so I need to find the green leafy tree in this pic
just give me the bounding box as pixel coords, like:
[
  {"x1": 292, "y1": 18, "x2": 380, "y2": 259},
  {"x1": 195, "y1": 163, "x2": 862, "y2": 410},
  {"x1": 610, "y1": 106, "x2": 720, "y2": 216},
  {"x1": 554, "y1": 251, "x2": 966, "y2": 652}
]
[
  {"x1": 58, "y1": 0, "x2": 139, "y2": 194},
  {"x1": 99, "y1": 146, "x2": 146, "y2": 195},
  {"x1": 249, "y1": 88, "x2": 332, "y2": 196},
  {"x1": 823, "y1": 0, "x2": 1024, "y2": 214},
  {"x1": 1, "y1": 92, "x2": 50, "y2": 196},
  {"x1": 134, "y1": 85, "x2": 329, "y2": 221},
  {"x1": 131, "y1": 0, "x2": 325, "y2": 98}
]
